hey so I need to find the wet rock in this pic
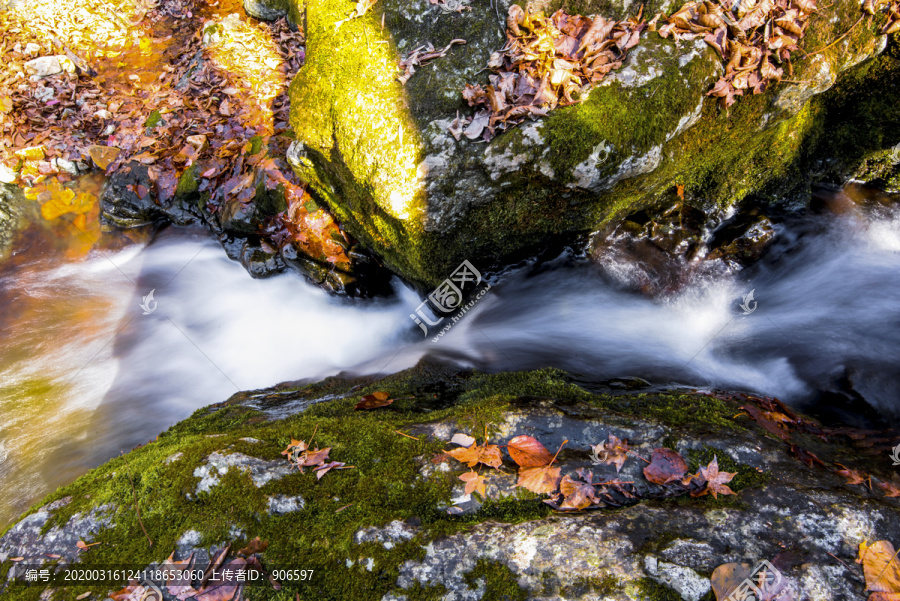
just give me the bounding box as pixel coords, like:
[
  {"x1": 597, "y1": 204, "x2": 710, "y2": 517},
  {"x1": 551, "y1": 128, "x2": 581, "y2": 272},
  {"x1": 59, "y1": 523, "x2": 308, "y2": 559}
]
[
  {"x1": 287, "y1": 0, "x2": 890, "y2": 290},
  {"x1": 243, "y1": 0, "x2": 287, "y2": 21},
  {"x1": 192, "y1": 451, "x2": 295, "y2": 494},
  {"x1": 99, "y1": 161, "x2": 203, "y2": 228},
  {"x1": 0, "y1": 502, "x2": 114, "y2": 567},
  {"x1": 1, "y1": 363, "x2": 898, "y2": 599},
  {"x1": 0, "y1": 184, "x2": 23, "y2": 259}
]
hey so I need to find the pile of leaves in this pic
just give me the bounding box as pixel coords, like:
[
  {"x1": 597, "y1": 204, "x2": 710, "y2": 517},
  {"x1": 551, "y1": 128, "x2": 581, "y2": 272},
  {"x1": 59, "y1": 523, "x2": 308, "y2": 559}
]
[
  {"x1": 444, "y1": 431, "x2": 736, "y2": 511},
  {"x1": 719, "y1": 391, "x2": 900, "y2": 499},
  {"x1": 0, "y1": 0, "x2": 352, "y2": 267},
  {"x1": 452, "y1": 5, "x2": 646, "y2": 141},
  {"x1": 281, "y1": 431, "x2": 353, "y2": 479},
  {"x1": 108, "y1": 540, "x2": 269, "y2": 601},
  {"x1": 658, "y1": 0, "x2": 816, "y2": 107}
]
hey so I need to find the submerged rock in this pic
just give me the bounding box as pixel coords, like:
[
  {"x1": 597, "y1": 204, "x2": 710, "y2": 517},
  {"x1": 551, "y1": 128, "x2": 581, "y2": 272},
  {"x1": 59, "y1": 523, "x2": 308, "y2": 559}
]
[
  {"x1": 285, "y1": 0, "x2": 895, "y2": 290},
  {"x1": 1, "y1": 362, "x2": 897, "y2": 600}
]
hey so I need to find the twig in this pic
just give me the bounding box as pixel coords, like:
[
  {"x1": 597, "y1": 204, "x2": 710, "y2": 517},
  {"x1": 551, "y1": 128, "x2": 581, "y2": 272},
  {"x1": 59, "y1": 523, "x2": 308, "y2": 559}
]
[
  {"x1": 120, "y1": 452, "x2": 152, "y2": 548},
  {"x1": 802, "y1": 15, "x2": 865, "y2": 57},
  {"x1": 394, "y1": 430, "x2": 420, "y2": 441},
  {"x1": 50, "y1": 36, "x2": 98, "y2": 77},
  {"x1": 307, "y1": 423, "x2": 319, "y2": 447},
  {"x1": 827, "y1": 552, "x2": 865, "y2": 582},
  {"x1": 335, "y1": 503, "x2": 354, "y2": 513},
  {"x1": 625, "y1": 449, "x2": 651, "y2": 464}
]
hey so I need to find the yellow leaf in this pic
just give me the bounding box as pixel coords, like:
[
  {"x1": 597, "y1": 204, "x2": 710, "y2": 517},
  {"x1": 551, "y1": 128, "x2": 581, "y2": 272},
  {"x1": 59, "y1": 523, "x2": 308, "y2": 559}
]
[
  {"x1": 15, "y1": 146, "x2": 46, "y2": 161},
  {"x1": 89, "y1": 145, "x2": 121, "y2": 170}
]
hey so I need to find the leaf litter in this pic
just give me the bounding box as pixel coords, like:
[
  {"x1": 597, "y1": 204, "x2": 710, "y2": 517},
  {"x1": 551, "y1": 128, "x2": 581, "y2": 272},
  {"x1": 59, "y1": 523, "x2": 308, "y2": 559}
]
[{"x1": 453, "y1": 4, "x2": 646, "y2": 141}]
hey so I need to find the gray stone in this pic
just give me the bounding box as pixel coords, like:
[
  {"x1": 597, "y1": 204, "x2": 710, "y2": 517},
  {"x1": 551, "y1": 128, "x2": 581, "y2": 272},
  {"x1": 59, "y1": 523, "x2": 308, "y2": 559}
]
[
  {"x1": 24, "y1": 56, "x2": 63, "y2": 78},
  {"x1": 268, "y1": 494, "x2": 305, "y2": 515},
  {"x1": 192, "y1": 451, "x2": 295, "y2": 493}
]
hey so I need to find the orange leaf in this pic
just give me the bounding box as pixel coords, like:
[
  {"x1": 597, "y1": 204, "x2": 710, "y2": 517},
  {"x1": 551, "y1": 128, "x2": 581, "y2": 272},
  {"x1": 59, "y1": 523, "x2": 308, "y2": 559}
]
[
  {"x1": 88, "y1": 145, "x2": 120, "y2": 170},
  {"x1": 355, "y1": 391, "x2": 393, "y2": 410},
  {"x1": 858, "y1": 540, "x2": 900, "y2": 594},
  {"x1": 447, "y1": 443, "x2": 503, "y2": 469},
  {"x1": 459, "y1": 470, "x2": 487, "y2": 497},
  {"x1": 516, "y1": 464, "x2": 561, "y2": 494},
  {"x1": 507, "y1": 435, "x2": 554, "y2": 467}
]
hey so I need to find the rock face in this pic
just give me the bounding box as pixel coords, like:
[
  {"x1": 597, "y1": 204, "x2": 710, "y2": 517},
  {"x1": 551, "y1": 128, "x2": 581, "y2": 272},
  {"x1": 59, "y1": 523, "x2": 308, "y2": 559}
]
[
  {"x1": 0, "y1": 184, "x2": 23, "y2": 260},
  {"x1": 1, "y1": 362, "x2": 897, "y2": 600},
  {"x1": 286, "y1": 0, "x2": 898, "y2": 289}
]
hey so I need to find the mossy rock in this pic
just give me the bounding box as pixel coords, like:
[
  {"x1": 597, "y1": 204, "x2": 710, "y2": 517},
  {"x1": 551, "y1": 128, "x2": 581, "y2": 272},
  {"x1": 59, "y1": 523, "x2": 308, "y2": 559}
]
[
  {"x1": 286, "y1": 0, "x2": 894, "y2": 290},
  {"x1": 2, "y1": 362, "x2": 899, "y2": 600},
  {"x1": 0, "y1": 184, "x2": 23, "y2": 260}
]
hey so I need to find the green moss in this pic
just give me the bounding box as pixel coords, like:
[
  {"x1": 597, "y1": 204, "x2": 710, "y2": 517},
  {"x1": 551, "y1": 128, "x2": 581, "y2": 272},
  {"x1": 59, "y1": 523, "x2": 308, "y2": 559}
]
[
  {"x1": 685, "y1": 446, "x2": 771, "y2": 494},
  {"x1": 463, "y1": 558, "x2": 528, "y2": 601},
  {"x1": 143, "y1": 109, "x2": 162, "y2": 129},
  {"x1": 175, "y1": 163, "x2": 201, "y2": 198},
  {"x1": 627, "y1": 577, "x2": 683, "y2": 601},
  {"x1": 594, "y1": 392, "x2": 740, "y2": 431}
]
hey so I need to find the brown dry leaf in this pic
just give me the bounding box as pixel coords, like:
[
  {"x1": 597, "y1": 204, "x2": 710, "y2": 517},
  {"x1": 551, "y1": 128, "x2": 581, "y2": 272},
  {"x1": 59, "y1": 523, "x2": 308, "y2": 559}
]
[
  {"x1": 459, "y1": 470, "x2": 487, "y2": 497},
  {"x1": 676, "y1": 184, "x2": 685, "y2": 200},
  {"x1": 710, "y1": 562, "x2": 753, "y2": 601},
  {"x1": 507, "y1": 434, "x2": 554, "y2": 467},
  {"x1": 355, "y1": 391, "x2": 394, "y2": 410},
  {"x1": 836, "y1": 463, "x2": 868, "y2": 486},
  {"x1": 590, "y1": 434, "x2": 630, "y2": 473},
  {"x1": 691, "y1": 456, "x2": 737, "y2": 499},
  {"x1": 315, "y1": 461, "x2": 350, "y2": 479},
  {"x1": 447, "y1": 442, "x2": 503, "y2": 469},
  {"x1": 558, "y1": 473, "x2": 596, "y2": 509},
  {"x1": 88, "y1": 145, "x2": 120, "y2": 170},
  {"x1": 237, "y1": 536, "x2": 268, "y2": 557},
  {"x1": 281, "y1": 438, "x2": 307, "y2": 455},
  {"x1": 643, "y1": 447, "x2": 688, "y2": 484},
  {"x1": 516, "y1": 464, "x2": 562, "y2": 494},
  {"x1": 300, "y1": 447, "x2": 331, "y2": 468},
  {"x1": 878, "y1": 481, "x2": 900, "y2": 498},
  {"x1": 858, "y1": 540, "x2": 900, "y2": 594}
]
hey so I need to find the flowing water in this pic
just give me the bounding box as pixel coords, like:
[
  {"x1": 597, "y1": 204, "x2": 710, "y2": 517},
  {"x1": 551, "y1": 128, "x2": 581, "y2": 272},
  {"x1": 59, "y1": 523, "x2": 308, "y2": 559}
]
[{"x1": 1, "y1": 184, "x2": 899, "y2": 527}]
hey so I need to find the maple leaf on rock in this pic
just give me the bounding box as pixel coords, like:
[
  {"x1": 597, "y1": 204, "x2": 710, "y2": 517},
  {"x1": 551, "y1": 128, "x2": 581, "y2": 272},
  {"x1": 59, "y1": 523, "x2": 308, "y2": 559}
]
[
  {"x1": 459, "y1": 470, "x2": 487, "y2": 497},
  {"x1": 558, "y1": 472, "x2": 597, "y2": 509},
  {"x1": 836, "y1": 463, "x2": 868, "y2": 486},
  {"x1": 447, "y1": 442, "x2": 503, "y2": 469},
  {"x1": 591, "y1": 434, "x2": 630, "y2": 472},
  {"x1": 690, "y1": 456, "x2": 737, "y2": 499}
]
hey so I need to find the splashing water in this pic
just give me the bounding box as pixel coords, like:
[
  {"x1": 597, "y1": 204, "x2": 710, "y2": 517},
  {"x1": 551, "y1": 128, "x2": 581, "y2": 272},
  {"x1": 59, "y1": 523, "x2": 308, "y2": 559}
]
[{"x1": 1, "y1": 197, "x2": 899, "y2": 526}]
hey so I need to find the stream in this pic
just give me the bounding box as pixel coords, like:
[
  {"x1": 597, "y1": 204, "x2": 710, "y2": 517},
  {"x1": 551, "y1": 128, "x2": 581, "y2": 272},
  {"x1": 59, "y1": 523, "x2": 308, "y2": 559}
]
[{"x1": 1, "y1": 184, "x2": 899, "y2": 528}]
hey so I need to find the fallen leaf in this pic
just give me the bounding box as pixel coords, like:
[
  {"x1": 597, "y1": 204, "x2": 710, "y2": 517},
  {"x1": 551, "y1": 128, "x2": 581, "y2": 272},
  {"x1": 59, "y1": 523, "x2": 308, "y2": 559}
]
[
  {"x1": 858, "y1": 540, "x2": 900, "y2": 594},
  {"x1": 836, "y1": 463, "x2": 868, "y2": 486},
  {"x1": 88, "y1": 145, "x2": 120, "y2": 170},
  {"x1": 710, "y1": 562, "x2": 753, "y2": 601},
  {"x1": 516, "y1": 464, "x2": 562, "y2": 494},
  {"x1": 300, "y1": 447, "x2": 331, "y2": 468},
  {"x1": 590, "y1": 434, "x2": 630, "y2": 473},
  {"x1": 238, "y1": 537, "x2": 268, "y2": 557},
  {"x1": 878, "y1": 481, "x2": 900, "y2": 498},
  {"x1": 558, "y1": 473, "x2": 596, "y2": 509},
  {"x1": 691, "y1": 456, "x2": 737, "y2": 499},
  {"x1": 447, "y1": 442, "x2": 503, "y2": 469},
  {"x1": 314, "y1": 461, "x2": 351, "y2": 479},
  {"x1": 459, "y1": 470, "x2": 487, "y2": 496},
  {"x1": 355, "y1": 391, "x2": 394, "y2": 410},
  {"x1": 507, "y1": 434, "x2": 554, "y2": 467},
  {"x1": 643, "y1": 448, "x2": 688, "y2": 484},
  {"x1": 76, "y1": 592, "x2": 92, "y2": 600}
]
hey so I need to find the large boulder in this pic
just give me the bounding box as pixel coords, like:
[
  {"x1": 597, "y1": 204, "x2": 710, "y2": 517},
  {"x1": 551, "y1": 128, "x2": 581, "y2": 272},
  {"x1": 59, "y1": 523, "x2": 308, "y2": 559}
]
[
  {"x1": 1, "y1": 362, "x2": 897, "y2": 600},
  {"x1": 287, "y1": 0, "x2": 897, "y2": 289}
]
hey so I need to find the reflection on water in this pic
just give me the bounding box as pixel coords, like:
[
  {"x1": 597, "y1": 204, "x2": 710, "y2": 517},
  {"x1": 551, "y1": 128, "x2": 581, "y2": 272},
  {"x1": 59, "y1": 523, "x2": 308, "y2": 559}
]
[{"x1": 1, "y1": 181, "x2": 899, "y2": 528}]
